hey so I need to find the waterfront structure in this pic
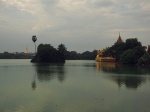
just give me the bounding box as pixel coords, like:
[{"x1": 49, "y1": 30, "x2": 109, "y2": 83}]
[
  {"x1": 95, "y1": 33, "x2": 123, "y2": 62},
  {"x1": 95, "y1": 49, "x2": 115, "y2": 62},
  {"x1": 24, "y1": 47, "x2": 30, "y2": 54}
]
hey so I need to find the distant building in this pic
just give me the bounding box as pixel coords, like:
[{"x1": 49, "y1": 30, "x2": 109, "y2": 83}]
[
  {"x1": 24, "y1": 47, "x2": 30, "y2": 54},
  {"x1": 95, "y1": 33, "x2": 123, "y2": 62},
  {"x1": 116, "y1": 32, "x2": 124, "y2": 43},
  {"x1": 95, "y1": 48, "x2": 115, "y2": 62}
]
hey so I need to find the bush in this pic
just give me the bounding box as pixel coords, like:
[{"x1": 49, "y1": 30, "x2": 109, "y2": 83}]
[
  {"x1": 120, "y1": 46, "x2": 146, "y2": 64},
  {"x1": 138, "y1": 53, "x2": 150, "y2": 65}
]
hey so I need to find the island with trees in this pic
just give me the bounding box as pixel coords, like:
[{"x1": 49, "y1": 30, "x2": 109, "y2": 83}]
[
  {"x1": 31, "y1": 44, "x2": 67, "y2": 63},
  {"x1": 96, "y1": 34, "x2": 150, "y2": 65}
]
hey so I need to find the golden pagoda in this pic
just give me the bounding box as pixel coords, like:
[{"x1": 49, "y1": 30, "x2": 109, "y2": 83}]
[
  {"x1": 95, "y1": 33, "x2": 123, "y2": 62},
  {"x1": 24, "y1": 47, "x2": 30, "y2": 54},
  {"x1": 95, "y1": 48, "x2": 115, "y2": 62},
  {"x1": 116, "y1": 32, "x2": 123, "y2": 43}
]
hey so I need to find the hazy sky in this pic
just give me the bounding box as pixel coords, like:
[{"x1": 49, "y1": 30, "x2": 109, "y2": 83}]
[{"x1": 0, "y1": 0, "x2": 150, "y2": 53}]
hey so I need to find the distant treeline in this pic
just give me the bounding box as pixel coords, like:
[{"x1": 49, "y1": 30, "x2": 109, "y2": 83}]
[
  {"x1": 0, "y1": 52, "x2": 33, "y2": 59},
  {"x1": 0, "y1": 50, "x2": 97, "y2": 60},
  {"x1": 65, "y1": 50, "x2": 97, "y2": 60},
  {"x1": 0, "y1": 47, "x2": 97, "y2": 60}
]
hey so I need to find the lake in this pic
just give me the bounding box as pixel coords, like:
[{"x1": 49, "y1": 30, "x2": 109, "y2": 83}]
[{"x1": 0, "y1": 59, "x2": 150, "y2": 112}]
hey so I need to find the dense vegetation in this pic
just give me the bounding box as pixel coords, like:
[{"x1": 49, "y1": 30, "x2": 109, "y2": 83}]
[
  {"x1": 65, "y1": 50, "x2": 97, "y2": 60},
  {"x1": 102, "y1": 38, "x2": 149, "y2": 65},
  {"x1": 0, "y1": 52, "x2": 32, "y2": 59},
  {"x1": 31, "y1": 44, "x2": 67, "y2": 63},
  {"x1": 31, "y1": 43, "x2": 97, "y2": 63}
]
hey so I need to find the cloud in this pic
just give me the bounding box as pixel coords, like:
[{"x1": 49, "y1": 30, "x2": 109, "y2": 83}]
[
  {"x1": 1, "y1": 0, "x2": 55, "y2": 32},
  {"x1": 0, "y1": 0, "x2": 150, "y2": 52}
]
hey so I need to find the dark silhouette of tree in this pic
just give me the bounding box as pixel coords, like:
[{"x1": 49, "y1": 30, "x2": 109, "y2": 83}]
[
  {"x1": 57, "y1": 44, "x2": 67, "y2": 63},
  {"x1": 65, "y1": 50, "x2": 97, "y2": 60},
  {"x1": 138, "y1": 52, "x2": 150, "y2": 65},
  {"x1": 147, "y1": 46, "x2": 150, "y2": 54},
  {"x1": 120, "y1": 46, "x2": 146, "y2": 64},
  {"x1": 102, "y1": 42, "x2": 125, "y2": 61},
  {"x1": 124, "y1": 38, "x2": 142, "y2": 50},
  {"x1": 65, "y1": 51, "x2": 80, "y2": 60},
  {"x1": 32, "y1": 35, "x2": 37, "y2": 53},
  {"x1": 31, "y1": 44, "x2": 66, "y2": 63}
]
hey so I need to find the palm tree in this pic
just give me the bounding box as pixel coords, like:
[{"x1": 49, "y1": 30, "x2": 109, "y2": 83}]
[{"x1": 32, "y1": 35, "x2": 37, "y2": 53}]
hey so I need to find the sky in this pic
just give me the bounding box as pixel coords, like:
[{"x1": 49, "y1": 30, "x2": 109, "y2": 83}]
[{"x1": 0, "y1": 0, "x2": 150, "y2": 53}]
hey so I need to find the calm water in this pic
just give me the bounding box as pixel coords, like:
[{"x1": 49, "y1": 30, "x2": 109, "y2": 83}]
[{"x1": 0, "y1": 59, "x2": 150, "y2": 112}]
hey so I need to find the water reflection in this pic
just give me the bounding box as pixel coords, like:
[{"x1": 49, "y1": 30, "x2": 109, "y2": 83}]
[
  {"x1": 35, "y1": 63, "x2": 65, "y2": 82},
  {"x1": 32, "y1": 72, "x2": 36, "y2": 90},
  {"x1": 31, "y1": 63, "x2": 65, "y2": 90},
  {"x1": 97, "y1": 62, "x2": 150, "y2": 89}
]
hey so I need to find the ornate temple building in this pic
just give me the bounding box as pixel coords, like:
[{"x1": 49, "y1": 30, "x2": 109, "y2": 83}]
[
  {"x1": 95, "y1": 33, "x2": 123, "y2": 62},
  {"x1": 116, "y1": 32, "x2": 123, "y2": 43},
  {"x1": 24, "y1": 47, "x2": 30, "y2": 54}
]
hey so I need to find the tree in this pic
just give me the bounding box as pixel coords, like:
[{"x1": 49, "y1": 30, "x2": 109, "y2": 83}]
[
  {"x1": 102, "y1": 42, "x2": 125, "y2": 61},
  {"x1": 80, "y1": 50, "x2": 97, "y2": 60},
  {"x1": 65, "y1": 51, "x2": 80, "y2": 60},
  {"x1": 57, "y1": 44, "x2": 67, "y2": 53},
  {"x1": 37, "y1": 44, "x2": 58, "y2": 63},
  {"x1": 32, "y1": 35, "x2": 37, "y2": 53},
  {"x1": 57, "y1": 44, "x2": 67, "y2": 63},
  {"x1": 31, "y1": 44, "x2": 65, "y2": 63},
  {"x1": 147, "y1": 46, "x2": 150, "y2": 54},
  {"x1": 138, "y1": 52, "x2": 150, "y2": 65},
  {"x1": 124, "y1": 38, "x2": 142, "y2": 50},
  {"x1": 102, "y1": 38, "x2": 142, "y2": 62},
  {"x1": 120, "y1": 46, "x2": 146, "y2": 64}
]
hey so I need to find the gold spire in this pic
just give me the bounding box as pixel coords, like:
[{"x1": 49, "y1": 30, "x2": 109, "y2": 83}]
[
  {"x1": 117, "y1": 32, "x2": 123, "y2": 43},
  {"x1": 24, "y1": 46, "x2": 30, "y2": 54}
]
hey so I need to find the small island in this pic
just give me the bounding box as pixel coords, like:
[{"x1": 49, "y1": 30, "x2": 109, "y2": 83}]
[
  {"x1": 31, "y1": 44, "x2": 66, "y2": 63},
  {"x1": 96, "y1": 33, "x2": 150, "y2": 65}
]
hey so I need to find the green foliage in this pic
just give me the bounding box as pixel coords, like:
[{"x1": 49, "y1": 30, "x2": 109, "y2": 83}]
[
  {"x1": 37, "y1": 44, "x2": 58, "y2": 62},
  {"x1": 103, "y1": 38, "x2": 143, "y2": 64},
  {"x1": 80, "y1": 50, "x2": 97, "y2": 60},
  {"x1": 32, "y1": 35, "x2": 37, "y2": 43},
  {"x1": 65, "y1": 50, "x2": 97, "y2": 60},
  {"x1": 103, "y1": 42, "x2": 125, "y2": 61},
  {"x1": 125, "y1": 38, "x2": 142, "y2": 50},
  {"x1": 138, "y1": 52, "x2": 150, "y2": 65},
  {"x1": 0, "y1": 52, "x2": 32, "y2": 59},
  {"x1": 120, "y1": 46, "x2": 146, "y2": 64},
  {"x1": 57, "y1": 44, "x2": 67, "y2": 54},
  {"x1": 31, "y1": 44, "x2": 66, "y2": 63},
  {"x1": 65, "y1": 51, "x2": 80, "y2": 60},
  {"x1": 31, "y1": 43, "x2": 97, "y2": 62},
  {"x1": 57, "y1": 44, "x2": 67, "y2": 63}
]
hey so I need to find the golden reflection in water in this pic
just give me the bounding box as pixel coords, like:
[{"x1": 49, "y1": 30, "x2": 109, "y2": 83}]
[{"x1": 96, "y1": 62, "x2": 116, "y2": 71}]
